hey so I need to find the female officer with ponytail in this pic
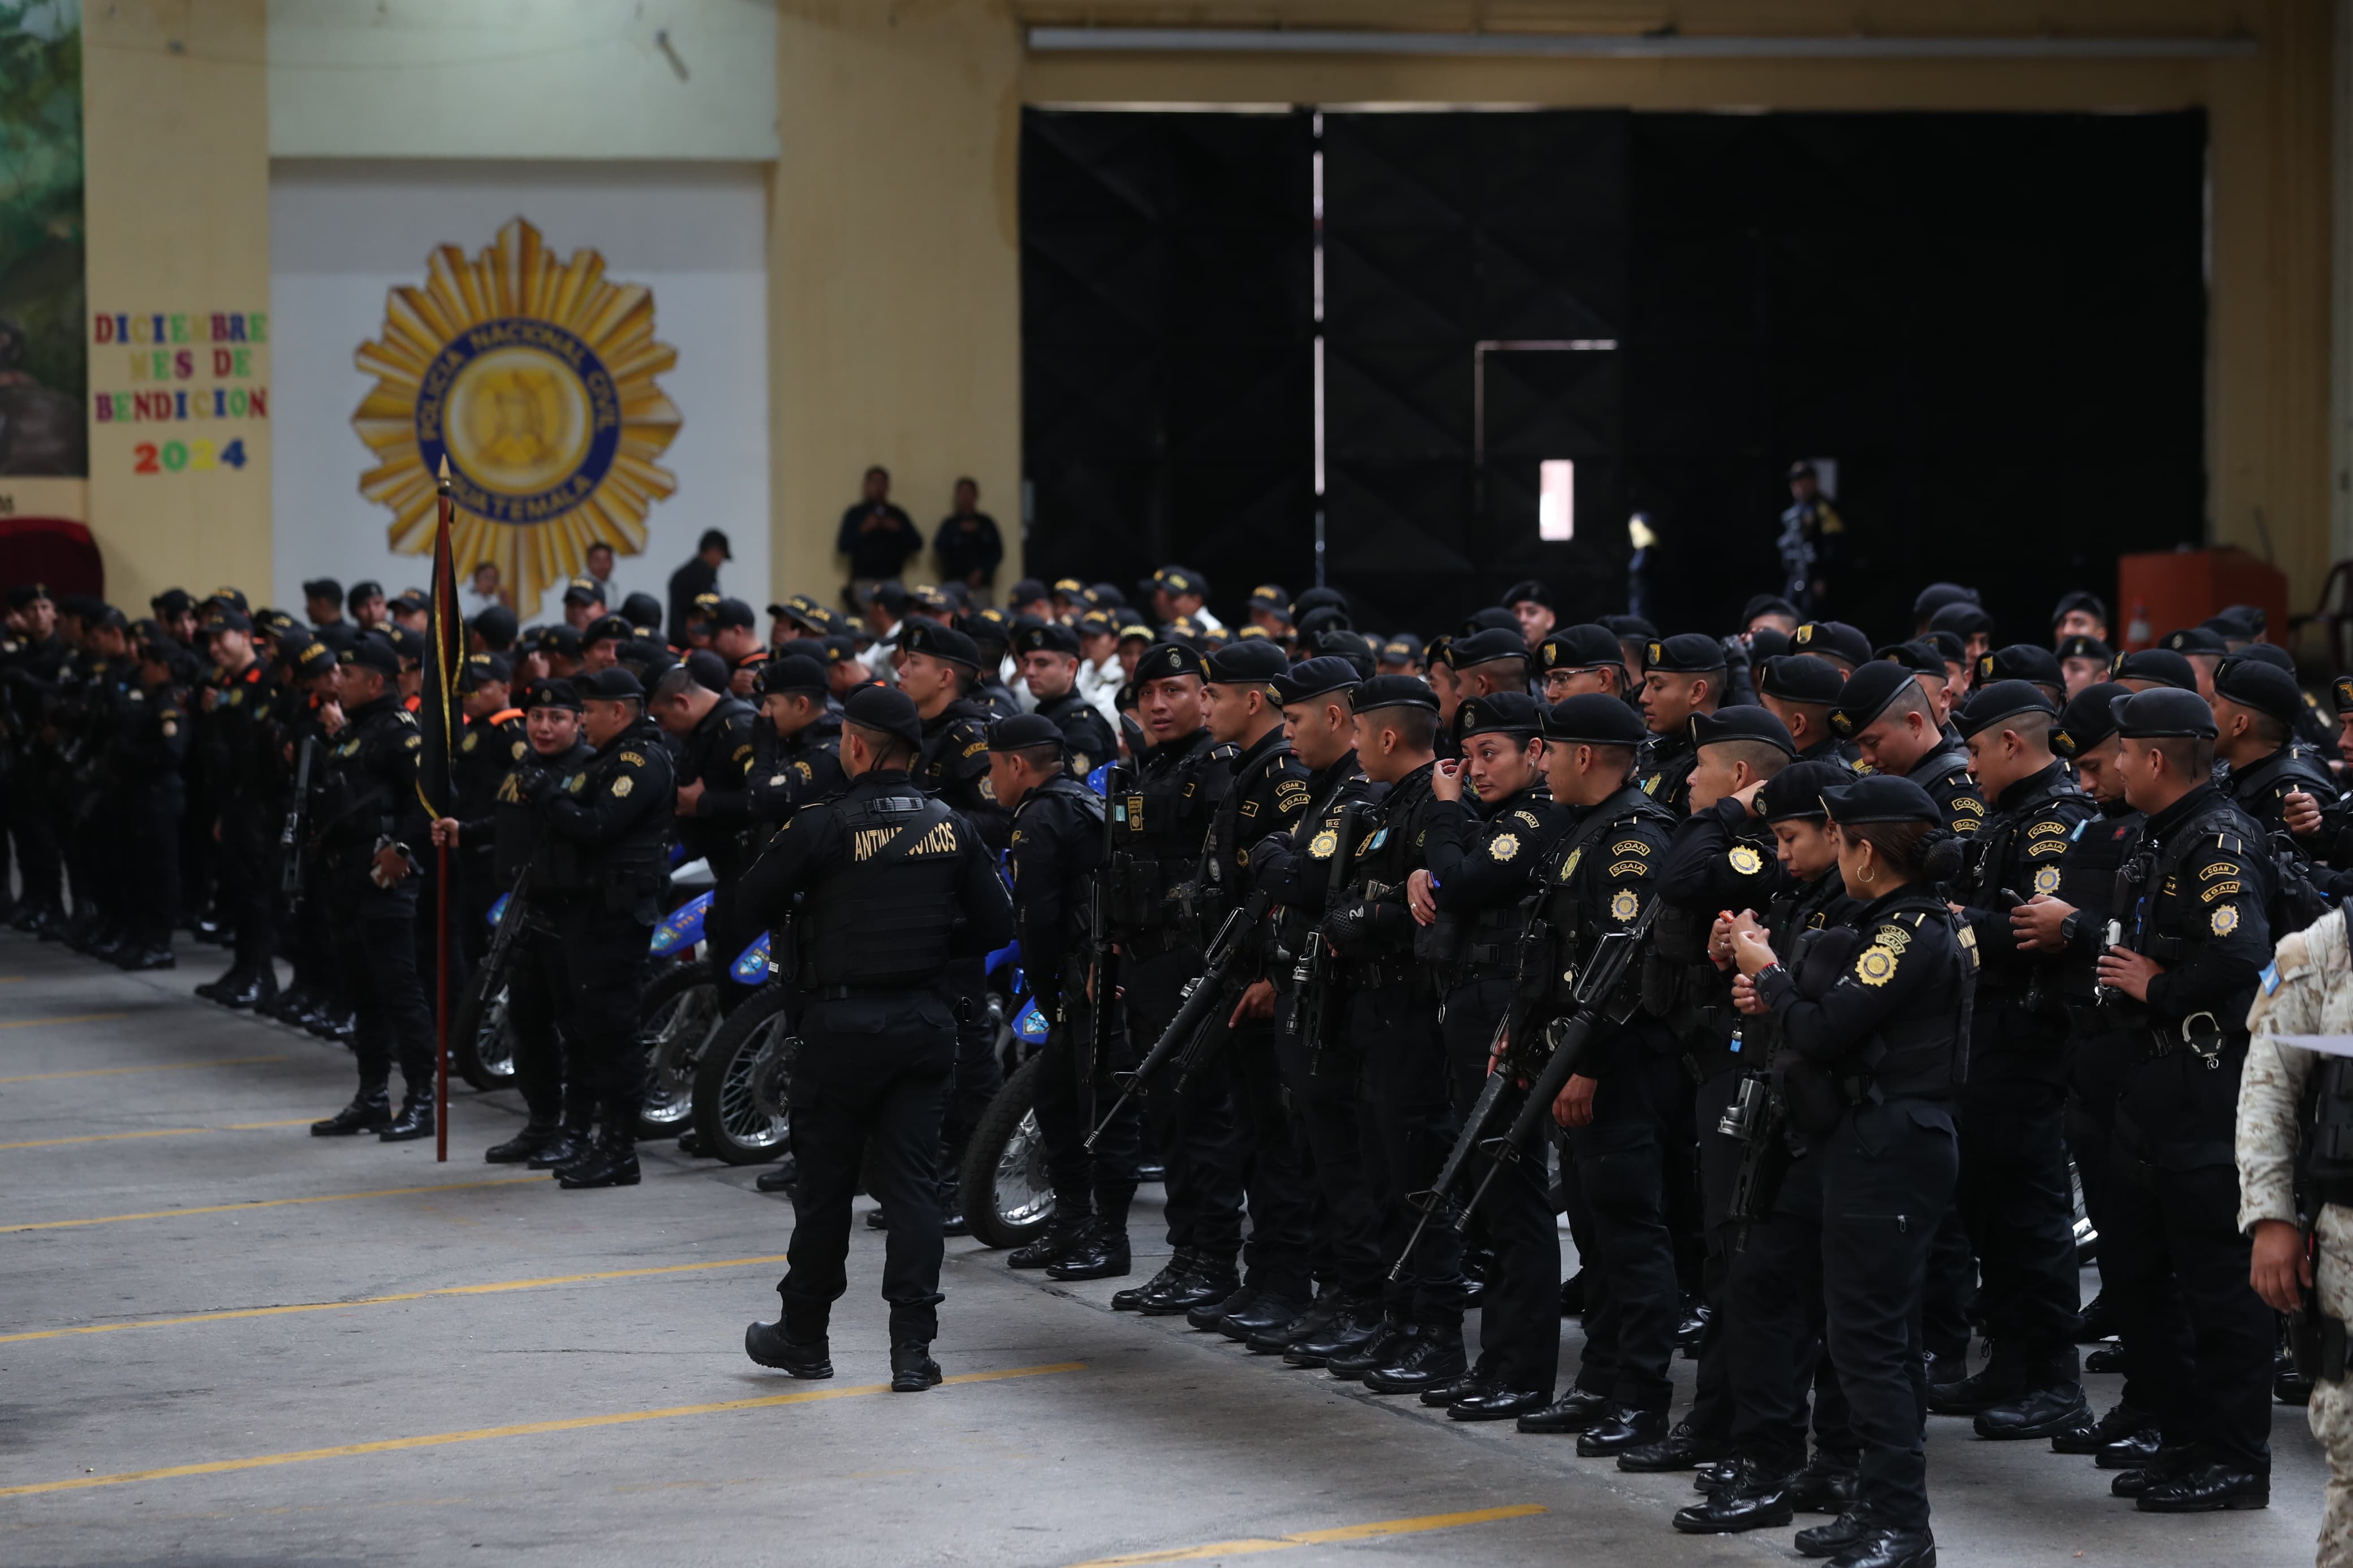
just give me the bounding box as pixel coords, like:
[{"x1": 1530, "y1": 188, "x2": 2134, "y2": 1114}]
[{"x1": 1726, "y1": 775, "x2": 1975, "y2": 1568}]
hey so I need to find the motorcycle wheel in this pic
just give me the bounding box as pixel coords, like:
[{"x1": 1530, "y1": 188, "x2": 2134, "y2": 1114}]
[
  {"x1": 689, "y1": 985, "x2": 796, "y2": 1165},
  {"x1": 637, "y1": 965, "x2": 718, "y2": 1140},
  {"x1": 453, "y1": 980, "x2": 518, "y2": 1092},
  {"x1": 958, "y1": 1053, "x2": 1054, "y2": 1251}
]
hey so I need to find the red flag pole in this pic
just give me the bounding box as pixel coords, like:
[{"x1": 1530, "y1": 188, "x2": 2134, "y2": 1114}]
[{"x1": 434, "y1": 457, "x2": 453, "y2": 1163}]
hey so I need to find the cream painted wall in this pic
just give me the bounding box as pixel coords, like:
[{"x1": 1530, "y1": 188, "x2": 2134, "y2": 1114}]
[
  {"x1": 83, "y1": 0, "x2": 275, "y2": 611},
  {"x1": 268, "y1": 0, "x2": 778, "y2": 161},
  {"x1": 770, "y1": 1, "x2": 1025, "y2": 614}
]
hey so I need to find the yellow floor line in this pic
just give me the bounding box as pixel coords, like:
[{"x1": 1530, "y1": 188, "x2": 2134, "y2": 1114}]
[
  {"x1": 0, "y1": 1254, "x2": 792, "y2": 1345},
  {"x1": 0, "y1": 1361, "x2": 1085, "y2": 1498},
  {"x1": 0, "y1": 1048, "x2": 272, "y2": 1084},
  {"x1": 0, "y1": 1118, "x2": 317, "y2": 1152},
  {"x1": 0, "y1": 1176, "x2": 542, "y2": 1234},
  {"x1": 1063, "y1": 1504, "x2": 1549, "y2": 1567}
]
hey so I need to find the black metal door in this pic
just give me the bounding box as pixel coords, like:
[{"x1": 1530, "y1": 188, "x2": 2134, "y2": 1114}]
[{"x1": 1020, "y1": 110, "x2": 1314, "y2": 621}]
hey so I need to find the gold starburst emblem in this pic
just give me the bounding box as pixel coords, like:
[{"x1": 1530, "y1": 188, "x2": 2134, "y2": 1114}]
[{"x1": 351, "y1": 218, "x2": 682, "y2": 618}]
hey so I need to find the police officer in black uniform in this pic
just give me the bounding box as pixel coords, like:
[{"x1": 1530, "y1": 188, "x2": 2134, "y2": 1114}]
[
  {"x1": 110, "y1": 633, "x2": 191, "y2": 969},
  {"x1": 1730, "y1": 775, "x2": 1975, "y2": 1568},
  {"x1": 1928, "y1": 681, "x2": 2099, "y2": 1435},
  {"x1": 738, "y1": 685, "x2": 1014, "y2": 1393},
  {"x1": 1257, "y1": 656, "x2": 1385, "y2": 1363},
  {"x1": 744, "y1": 653, "x2": 845, "y2": 827},
  {"x1": 1408, "y1": 692, "x2": 1565, "y2": 1420},
  {"x1": 1511, "y1": 694, "x2": 1680, "y2": 1439},
  {"x1": 1, "y1": 584, "x2": 67, "y2": 935},
  {"x1": 988, "y1": 712, "x2": 1132, "y2": 1278},
  {"x1": 1014, "y1": 620, "x2": 1117, "y2": 772},
  {"x1": 2210, "y1": 656, "x2": 2335, "y2": 843},
  {"x1": 196, "y1": 607, "x2": 283, "y2": 1006},
  {"x1": 449, "y1": 653, "x2": 526, "y2": 965},
  {"x1": 1636, "y1": 634, "x2": 1727, "y2": 813},
  {"x1": 1102, "y1": 640, "x2": 1251, "y2": 1315},
  {"x1": 1757, "y1": 654, "x2": 1850, "y2": 766},
  {"x1": 432, "y1": 679, "x2": 597, "y2": 1165},
  {"x1": 1831, "y1": 661, "x2": 1986, "y2": 841},
  {"x1": 307, "y1": 637, "x2": 438, "y2": 1141},
  {"x1": 2087, "y1": 688, "x2": 2277, "y2": 1512},
  {"x1": 1537, "y1": 624, "x2": 1634, "y2": 706}
]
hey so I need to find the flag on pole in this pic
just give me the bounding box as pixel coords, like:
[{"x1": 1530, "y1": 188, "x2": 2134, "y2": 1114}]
[{"x1": 417, "y1": 456, "x2": 463, "y2": 819}]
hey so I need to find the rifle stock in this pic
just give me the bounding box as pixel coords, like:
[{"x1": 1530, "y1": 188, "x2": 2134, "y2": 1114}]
[{"x1": 1287, "y1": 802, "x2": 1364, "y2": 1065}]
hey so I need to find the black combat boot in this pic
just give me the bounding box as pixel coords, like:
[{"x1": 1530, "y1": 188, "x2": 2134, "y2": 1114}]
[
  {"x1": 891, "y1": 1341, "x2": 944, "y2": 1392},
  {"x1": 1325, "y1": 1318, "x2": 1417, "y2": 1382},
  {"x1": 380, "y1": 1088, "x2": 436, "y2": 1143},
  {"x1": 1670, "y1": 1458, "x2": 1795, "y2": 1533},
  {"x1": 1247, "y1": 1290, "x2": 1341, "y2": 1355},
  {"x1": 485, "y1": 1119, "x2": 564, "y2": 1164},
  {"x1": 1140, "y1": 1254, "x2": 1239, "y2": 1317},
  {"x1": 1045, "y1": 1215, "x2": 1132, "y2": 1281},
  {"x1": 1618, "y1": 1415, "x2": 1730, "y2": 1472},
  {"x1": 1516, "y1": 1386, "x2": 1613, "y2": 1435},
  {"x1": 311, "y1": 1087, "x2": 392, "y2": 1136},
  {"x1": 753, "y1": 1155, "x2": 800, "y2": 1194},
  {"x1": 1361, "y1": 1329, "x2": 1467, "y2": 1395},
  {"x1": 1219, "y1": 1289, "x2": 1308, "y2": 1341},
  {"x1": 1972, "y1": 1346, "x2": 2088, "y2": 1439},
  {"x1": 1578, "y1": 1405, "x2": 1670, "y2": 1457},
  {"x1": 744, "y1": 1320, "x2": 832, "y2": 1378},
  {"x1": 1007, "y1": 1201, "x2": 1092, "y2": 1269},
  {"x1": 558, "y1": 1105, "x2": 641, "y2": 1188},
  {"x1": 216, "y1": 967, "x2": 276, "y2": 1010},
  {"x1": 1282, "y1": 1294, "x2": 1384, "y2": 1368},
  {"x1": 1188, "y1": 1284, "x2": 1256, "y2": 1331},
  {"x1": 1785, "y1": 1449, "x2": 1860, "y2": 1513},
  {"x1": 2133, "y1": 1460, "x2": 2270, "y2": 1512},
  {"x1": 115, "y1": 944, "x2": 175, "y2": 971}
]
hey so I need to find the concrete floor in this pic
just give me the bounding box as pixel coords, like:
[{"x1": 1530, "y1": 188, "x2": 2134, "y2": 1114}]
[{"x1": 0, "y1": 932, "x2": 2328, "y2": 1568}]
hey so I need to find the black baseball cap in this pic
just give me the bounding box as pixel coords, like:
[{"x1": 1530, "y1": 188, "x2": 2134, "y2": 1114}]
[
  {"x1": 340, "y1": 636, "x2": 400, "y2": 677},
  {"x1": 472, "y1": 604, "x2": 519, "y2": 649},
  {"x1": 460, "y1": 652, "x2": 513, "y2": 689},
  {"x1": 709, "y1": 598, "x2": 757, "y2": 631},
  {"x1": 681, "y1": 649, "x2": 731, "y2": 693},
  {"x1": 578, "y1": 666, "x2": 645, "y2": 702}
]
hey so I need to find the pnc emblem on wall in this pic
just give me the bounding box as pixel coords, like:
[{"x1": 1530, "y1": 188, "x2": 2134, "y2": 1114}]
[{"x1": 350, "y1": 217, "x2": 681, "y2": 616}]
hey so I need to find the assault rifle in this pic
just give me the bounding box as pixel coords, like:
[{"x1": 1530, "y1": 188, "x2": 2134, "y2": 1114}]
[
  {"x1": 467, "y1": 869, "x2": 533, "y2": 1016},
  {"x1": 1080, "y1": 765, "x2": 1124, "y2": 1114},
  {"x1": 1389, "y1": 893, "x2": 1661, "y2": 1281},
  {"x1": 279, "y1": 734, "x2": 318, "y2": 897},
  {"x1": 1287, "y1": 802, "x2": 1364, "y2": 1067},
  {"x1": 1085, "y1": 886, "x2": 1269, "y2": 1151}
]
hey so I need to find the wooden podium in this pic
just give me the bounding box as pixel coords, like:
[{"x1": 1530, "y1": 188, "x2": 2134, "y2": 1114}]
[{"x1": 2114, "y1": 546, "x2": 2287, "y2": 650}]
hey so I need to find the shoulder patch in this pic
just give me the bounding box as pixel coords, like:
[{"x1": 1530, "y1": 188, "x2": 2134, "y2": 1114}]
[
  {"x1": 403, "y1": 734, "x2": 421, "y2": 749},
  {"x1": 462, "y1": 732, "x2": 479, "y2": 753},
  {"x1": 511, "y1": 740, "x2": 527, "y2": 761},
  {"x1": 2024, "y1": 839, "x2": 2067, "y2": 857},
  {"x1": 1489, "y1": 832, "x2": 1520, "y2": 862},
  {"x1": 1611, "y1": 839, "x2": 1652, "y2": 857},
  {"x1": 1950, "y1": 796, "x2": 1985, "y2": 815},
  {"x1": 1874, "y1": 925, "x2": 1912, "y2": 952},
  {"x1": 1609, "y1": 859, "x2": 1650, "y2": 878},
  {"x1": 2027, "y1": 820, "x2": 2070, "y2": 837},
  {"x1": 1727, "y1": 844, "x2": 1764, "y2": 875},
  {"x1": 2200, "y1": 862, "x2": 2240, "y2": 880},
  {"x1": 2212, "y1": 903, "x2": 2240, "y2": 936},
  {"x1": 1855, "y1": 944, "x2": 1899, "y2": 986},
  {"x1": 619, "y1": 750, "x2": 647, "y2": 767},
  {"x1": 2201, "y1": 879, "x2": 2242, "y2": 902}
]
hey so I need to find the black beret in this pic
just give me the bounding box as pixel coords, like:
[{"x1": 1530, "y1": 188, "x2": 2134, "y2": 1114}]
[
  {"x1": 1759, "y1": 758, "x2": 1854, "y2": 822},
  {"x1": 340, "y1": 635, "x2": 400, "y2": 677},
  {"x1": 459, "y1": 652, "x2": 512, "y2": 688},
  {"x1": 1645, "y1": 632, "x2": 1726, "y2": 675},
  {"x1": 1015, "y1": 620, "x2": 1081, "y2": 659},
  {"x1": 139, "y1": 632, "x2": 184, "y2": 662},
  {"x1": 2159, "y1": 626, "x2": 2227, "y2": 656},
  {"x1": 1455, "y1": 692, "x2": 1544, "y2": 738},
  {"x1": 1451, "y1": 626, "x2": 1529, "y2": 668},
  {"x1": 2111, "y1": 649, "x2": 2197, "y2": 690},
  {"x1": 561, "y1": 576, "x2": 606, "y2": 606},
  {"x1": 1292, "y1": 585, "x2": 1347, "y2": 620},
  {"x1": 1544, "y1": 693, "x2": 1648, "y2": 747},
  {"x1": 1749, "y1": 627, "x2": 1792, "y2": 662},
  {"x1": 584, "y1": 614, "x2": 634, "y2": 646},
  {"x1": 1135, "y1": 641, "x2": 1206, "y2": 682},
  {"x1": 2051, "y1": 590, "x2": 2108, "y2": 628},
  {"x1": 1703, "y1": 710, "x2": 1788, "y2": 762},
  {"x1": 2056, "y1": 634, "x2": 2113, "y2": 665},
  {"x1": 755, "y1": 655, "x2": 829, "y2": 697},
  {"x1": 526, "y1": 678, "x2": 583, "y2": 712},
  {"x1": 844, "y1": 684, "x2": 923, "y2": 749},
  {"x1": 680, "y1": 649, "x2": 730, "y2": 693},
  {"x1": 1205, "y1": 638, "x2": 1290, "y2": 684},
  {"x1": 1976, "y1": 643, "x2": 2063, "y2": 690},
  {"x1": 988, "y1": 712, "x2": 1067, "y2": 752},
  {"x1": 1501, "y1": 578, "x2": 1552, "y2": 609},
  {"x1": 1537, "y1": 624, "x2": 1624, "y2": 673},
  {"x1": 1923, "y1": 630, "x2": 1967, "y2": 666},
  {"x1": 1350, "y1": 674, "x2": 1440, "y2": 715},
  {"x1": 2334, "y1": 675, "x2": 2353, "y2": 716},
  {"x1": 900, "y1": 620, "x2": 982, "y2": 670},
  {"x1": 1422, "y1": 633, "x2": 1455, "y2": 670},
  {"x1": 1791, "y1": 621, "x2": 1871, "y2": 669},
  {"x1": 2226, "y1": 643, "x2": 2295, "y2": 675},
  {"x1": 2212, "y1": 658, "x2": 2305, "y2": 729},
  {"x1": 1693, "y1": 706, "x2": 1795, "y2": 754},
  {"x1": 1954, "y1": 679, "x2": 2058, "y2": 739},
  {"x1": 538, "y1": 625, "x2": 583, "y2": 659},
  {"x1": 1742, "y1": 593, "x2": 1801, "y2": 626},
  {"x1": 1602, "y1": 614, "x2": 1660, "y2": 641},
  {"x1": 1874, "y1": 640, "x2": 1945, "y2": 677},
  {"x1": 1759, "y1": 653, "x2": 1843, "y2": 705},
  {"x1": 2054, "y1": 682, "x2": 2131, "y2": 756},
  {"x1": 472, "y1": 604, "x2": 519, "y2": 646},
  {"x1": 2213, "y1": 604, "x2": 2268, "y2": 638},
  {"x1": 1821, "y1": 776, "x2": 1942, "y2": 826},
  {"x1": 1912, "y1": 582, "x2": 1980, "y2": 619},
  {"x1": 2110, "y1": 686, "x2": 2218, "y2": 740},
  {"x1": 1830, "y1": 662, "x2": 1925, "y2": 737},
  {"x1": 1270, "y1": 656, "x2": 1360, "y2": 706},
  {"x1": 578, "y1": 666, "x2": 646, "y2": 701},
  {"x1": 1928, "y1": 601, "x2": 1993, "y2": 637}
]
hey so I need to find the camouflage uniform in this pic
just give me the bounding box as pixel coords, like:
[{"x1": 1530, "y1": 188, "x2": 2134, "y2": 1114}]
[{"x1": 2242, "y1": 907, "x2": 2353, "y2": 1567}]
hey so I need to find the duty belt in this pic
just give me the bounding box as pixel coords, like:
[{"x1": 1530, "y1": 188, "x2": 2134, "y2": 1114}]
[
  {"x1": 2140, "y1": 1011, "x2": 2240, "y2": 1071},
  {"x1": 1350, "y1": 957, "x2": 1423, "y2": 992}
]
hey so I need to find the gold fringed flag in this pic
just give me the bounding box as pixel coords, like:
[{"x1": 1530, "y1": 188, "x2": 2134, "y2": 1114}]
[{"x1": 417, "y1": 455, "x2": 463, "y2": 820}]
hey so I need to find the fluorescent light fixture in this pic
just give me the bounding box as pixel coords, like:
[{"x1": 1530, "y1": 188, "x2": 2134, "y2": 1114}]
[{"x1": 1539, "y1": 460, "x2": 1574, "y2": 542}]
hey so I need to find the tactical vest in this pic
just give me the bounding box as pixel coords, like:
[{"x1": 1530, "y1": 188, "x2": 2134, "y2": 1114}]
[
  {"x1": 1802, "y1": 890, "x2": 1976, "y2": 1100},
  {"x1": 800, "y1": 788, "x2": 967, "y2": 988},
  {"x1": 1108, "y1": 733, "x2": 1230, "y2": 941},
  {"x1": 1206, "y1": 738, "x2": 1294, "y2": 914},
  {"x1": 1539, "y1": 787, "x2": 1676, "y2": 1011}
]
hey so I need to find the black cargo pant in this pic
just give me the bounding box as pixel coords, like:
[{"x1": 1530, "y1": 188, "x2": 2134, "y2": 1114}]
[
  {"x1": 1126, "y1": 945, "x2": 1247, "y2": 1263},
  {"x1": 219, "y1": 798, "x2": 279, "y2": 982},
  {"x1": 504, "y1": 923, "x2": 575, "y2": 1125},
  {"x1": 1726, "y1": 1147, "x2": 1857, "y2": 1473},
  {"x1": 1354, "y1": 980, "x2": 1460, "y2": 1332},
  {"x1": 8, "y1": 756, "x2": 62, "y2": 914},
  {"x1": 114, "y1": 786, "x2": 182, "y2": 952},
  {"x1": 2104, "y1": 1048, "x2": 2272, "y2": 1474},
  {"x1": 548, "y1": 899, "x2": 652, "y2": 1113},
  {"x1": 1029, "y1": 1004, "x2": 1141, "y2": 1221},
  {"x1": 937, "y1": 955, "x2": 1003, "y2": 1176},
  {"x1": 1276, "y1": 987, "x2": 1384, "y2": 1299},
  {"x1": 1443, "y1": 975, "x2": 1557, "y2": 1392},
  {"x1": 1686, "y1": 1056, "x2": 1745, "y2": 1440},
  {"x1": 1818, "y1": 1095, "x2": 1959, "y2": 1535},
  {"x1": 1568, "y1": 1043, "x2": 1686, "y2": 1413},
  {"x1": 779, "y1": 990, "x2": 956, "y2": 1345},
  {"x1": 2065, "y1": 1023, "x2": 2155, "y2": 1409},
  {"x1": 326, "y1": 874, "x2": 434, "y2": 1096},
  {"x1": 1231, "y1": 1017, "x2": 1316, "y2": 1303},
  {"x1": 1954, "y1": 1035, "x2": 2085, "y2": 1363}
]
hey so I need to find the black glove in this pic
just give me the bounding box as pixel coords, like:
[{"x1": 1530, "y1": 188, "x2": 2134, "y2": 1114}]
[
  {"x1": 1322, "y1": 898, "x2": 1377, "y2": 958},
  {"x1": 510, "y1": 764, "x2": 555, "y2": 802}
]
